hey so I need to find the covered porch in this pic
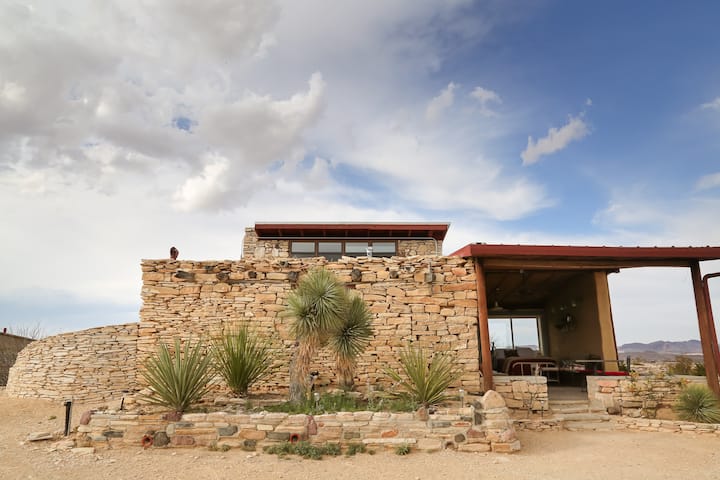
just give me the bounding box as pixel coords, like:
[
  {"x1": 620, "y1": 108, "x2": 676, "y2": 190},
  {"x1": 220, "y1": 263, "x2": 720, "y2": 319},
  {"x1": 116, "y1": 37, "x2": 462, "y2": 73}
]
[{"x1": 451, "y1": 244, "x2": 720, "y2": 397}]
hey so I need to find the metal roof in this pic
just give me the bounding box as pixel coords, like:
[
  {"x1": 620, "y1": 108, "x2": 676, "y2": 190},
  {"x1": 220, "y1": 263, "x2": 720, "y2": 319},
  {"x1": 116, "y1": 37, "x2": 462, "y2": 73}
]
[
  {"x1": 254, "y1": 222, "x2": 450, "y2": 241},
  {"x1": 450, "y1": 243, "x2": 720, "y2": 269}
]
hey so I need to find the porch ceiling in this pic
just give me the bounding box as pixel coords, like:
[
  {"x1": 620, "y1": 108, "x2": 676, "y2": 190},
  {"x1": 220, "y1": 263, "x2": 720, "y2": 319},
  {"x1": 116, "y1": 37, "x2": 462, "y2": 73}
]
[{"x1": 485, "y1": 269, "x2": 582, "y2": 310}]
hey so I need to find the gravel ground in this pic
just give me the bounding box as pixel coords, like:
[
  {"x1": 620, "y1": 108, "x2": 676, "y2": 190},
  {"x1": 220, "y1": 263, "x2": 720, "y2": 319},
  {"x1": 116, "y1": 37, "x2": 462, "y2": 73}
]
[{"x1": 2, "y1": 390, "x2": 720, "y2": 480}]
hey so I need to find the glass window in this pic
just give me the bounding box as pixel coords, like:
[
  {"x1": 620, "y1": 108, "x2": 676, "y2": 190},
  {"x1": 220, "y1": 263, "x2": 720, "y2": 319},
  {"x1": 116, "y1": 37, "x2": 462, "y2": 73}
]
[
  {"x1": 345, "y1": 242, "x2": 369, "y2": 255},
  {"x1": 318, "y1": 242, "x2": 342, "y2": 261},
  {"x1": 291, "y1": 241, "x2": 315, "y2": 258},
  {"x1": 489, "y1": 316, "x2": 541, "y2": 352},
  {"x1": 372, "y1": 241, "x2": 396, "y2": 256}
]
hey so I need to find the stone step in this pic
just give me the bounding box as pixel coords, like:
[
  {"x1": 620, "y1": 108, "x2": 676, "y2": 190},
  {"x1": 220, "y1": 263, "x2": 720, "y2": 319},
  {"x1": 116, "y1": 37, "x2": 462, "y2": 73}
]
[
  {"x1": 564, "y1": 421, "x2": 616, "y2": 431},
  {"x1": 555, "y1": 412, "x2": 611, "y2": 422}
]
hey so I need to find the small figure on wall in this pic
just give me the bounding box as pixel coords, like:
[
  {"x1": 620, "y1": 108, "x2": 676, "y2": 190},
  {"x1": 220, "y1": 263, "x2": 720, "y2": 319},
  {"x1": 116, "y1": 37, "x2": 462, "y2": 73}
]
[{"x1": 170, "y1": 246, "x2": 179, "y2": 260}]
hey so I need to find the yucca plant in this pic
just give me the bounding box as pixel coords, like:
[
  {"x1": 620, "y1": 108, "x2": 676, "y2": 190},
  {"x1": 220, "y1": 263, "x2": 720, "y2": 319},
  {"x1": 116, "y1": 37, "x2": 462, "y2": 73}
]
[
  {"x1": 287, "y1": 269, "x2": 349, "y2": 403},
  {"x1": 674, "y1": 384, "x2": 720, "y2": 423},
  {"x1": 386, "y1": 345, "x2": 461, "y2": 409},
  {"x1": 140, "y1": 338, "x2": 215, "y2": 415},
  {"x1": 213, "y1": 324, "x2": 273, "y2": 396},
  {"x1": 328, "y1": 295, "x2": 374, "y2": 390}
]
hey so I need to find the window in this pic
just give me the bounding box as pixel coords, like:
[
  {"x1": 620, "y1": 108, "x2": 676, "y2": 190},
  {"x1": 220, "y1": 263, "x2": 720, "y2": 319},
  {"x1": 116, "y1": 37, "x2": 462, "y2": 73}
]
[
  {"x1": 290, "y1": 241, "x2": 315, "y2": 258},
  {"x1": 489, "y1": 316, "x2": 542, "y2": 352},
  {"x1": 289, "y1": 240, "x2": 397, "y2": 259},
  {"x1": 318, "y1": 242, "x2": 342, "y2": 261}
]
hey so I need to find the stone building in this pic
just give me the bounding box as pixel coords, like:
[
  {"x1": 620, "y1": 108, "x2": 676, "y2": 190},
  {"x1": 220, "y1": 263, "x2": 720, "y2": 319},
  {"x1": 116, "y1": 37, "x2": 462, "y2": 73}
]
[
  {"x1": 0, "y1": 329, "x2": 34, "y2": 386},
  {"x1": 6, "y1": 222, "x2": 720, "y2": 404}
]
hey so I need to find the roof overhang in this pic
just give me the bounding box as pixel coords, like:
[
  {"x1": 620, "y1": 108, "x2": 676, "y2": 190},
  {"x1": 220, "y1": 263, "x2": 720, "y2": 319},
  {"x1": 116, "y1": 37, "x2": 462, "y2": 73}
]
[
  {"x1": 451, "y1": 243, "x2": 720, "y2": 270},
  {"x1": 254, "y1": 222, "x2": 450, "y2": 241}
]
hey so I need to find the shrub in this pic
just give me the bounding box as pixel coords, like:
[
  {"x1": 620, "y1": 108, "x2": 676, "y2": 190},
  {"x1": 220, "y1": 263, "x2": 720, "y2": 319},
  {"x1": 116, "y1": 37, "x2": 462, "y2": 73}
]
[
  {"x1": 385, "y1": 345, "x2": 462, "y2": 408},
  {"x1": 213, "y1": 324, "x2": 273, "y2": 396},
  {"x1": 346, "y1": 443, "x2": 366, "y2": 456},
  {"x1": 395, "y1": 443, "x2": 411, "y2": 455},
  {"x1": 669, "y1": 355, "x2": 694, "y2": 375},
  {"x1": 140, "y1": 338, "x2": 215, "y2": 414},
  {"x1": 264, "y1": 441, "x2": 342, "y2": 460},
  {"x1": 674, "y1": 384, "x2": 720, "y2": 423}
]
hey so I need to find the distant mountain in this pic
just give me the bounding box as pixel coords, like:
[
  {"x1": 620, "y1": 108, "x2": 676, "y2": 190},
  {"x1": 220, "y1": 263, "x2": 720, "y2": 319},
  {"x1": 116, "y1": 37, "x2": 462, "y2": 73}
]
[{"x1": 618, "y1": 340, "x2": 702, "y2": 354}]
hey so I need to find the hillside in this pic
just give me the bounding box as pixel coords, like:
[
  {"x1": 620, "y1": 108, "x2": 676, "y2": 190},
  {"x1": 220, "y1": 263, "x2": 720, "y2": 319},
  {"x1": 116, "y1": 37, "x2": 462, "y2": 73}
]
[{"x1": 618, "y1": 340, "x2": 702, "y2": 354}]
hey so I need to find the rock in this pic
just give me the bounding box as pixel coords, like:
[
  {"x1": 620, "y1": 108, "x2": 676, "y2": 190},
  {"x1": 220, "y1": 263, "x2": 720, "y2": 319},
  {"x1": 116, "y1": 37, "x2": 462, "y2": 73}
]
[
  {"x1": 71, "y1": 447, "x2": 96, "y2": 455},
  {"x1": 79, "y1": 410, "x2": 94, "y2": 425},
  {"x1": 480, "y1": 390, "x2": 506, "y2": 410},
  {"x1": 153, "y1": 432, "x2": 170, "y2": 447},
  {"x1": 27, "y1": 432, "x2": 53, "y2": 442}
]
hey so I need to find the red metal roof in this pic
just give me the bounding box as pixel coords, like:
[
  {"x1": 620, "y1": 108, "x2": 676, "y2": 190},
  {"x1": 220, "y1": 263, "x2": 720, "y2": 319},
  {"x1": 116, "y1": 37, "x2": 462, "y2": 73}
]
[
  {"x1": 254, "y1": 222, "x2": 450, "y2": 241},
  {"x1": 451, "y1": 243, "x2": 720, "y2": 266}
]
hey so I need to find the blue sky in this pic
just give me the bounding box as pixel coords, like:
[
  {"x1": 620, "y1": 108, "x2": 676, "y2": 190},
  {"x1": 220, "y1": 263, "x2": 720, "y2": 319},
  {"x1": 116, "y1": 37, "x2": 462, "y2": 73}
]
[{"x1": 1, "y1": 0, "x2": 719, "y2": 344}]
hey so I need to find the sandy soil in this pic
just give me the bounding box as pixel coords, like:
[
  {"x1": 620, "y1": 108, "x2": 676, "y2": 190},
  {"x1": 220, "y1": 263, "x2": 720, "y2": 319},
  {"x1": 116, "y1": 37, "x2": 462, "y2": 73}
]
[{"x1": 2, "y1": 390, "x2": 720, "y2": 480}]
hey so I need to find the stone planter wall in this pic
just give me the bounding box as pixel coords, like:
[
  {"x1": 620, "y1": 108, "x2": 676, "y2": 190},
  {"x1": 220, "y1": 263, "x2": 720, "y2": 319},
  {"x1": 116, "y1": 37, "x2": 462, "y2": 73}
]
[
  {"x1": 77, "y1": 390, "x2": 519, "y2": 454},
  {"x1": 6, "y1": 324, "x2": 138, "y2": 403},
  {"x1": 586, "y1": 374, "x2": 706, "y2": 418}
]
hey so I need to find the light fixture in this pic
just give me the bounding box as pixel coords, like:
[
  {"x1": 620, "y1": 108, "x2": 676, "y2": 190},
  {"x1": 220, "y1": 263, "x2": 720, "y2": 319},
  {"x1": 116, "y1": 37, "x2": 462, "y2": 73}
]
[{"x1": 489, "y1": 300, "x2": 503, "y2": 312}]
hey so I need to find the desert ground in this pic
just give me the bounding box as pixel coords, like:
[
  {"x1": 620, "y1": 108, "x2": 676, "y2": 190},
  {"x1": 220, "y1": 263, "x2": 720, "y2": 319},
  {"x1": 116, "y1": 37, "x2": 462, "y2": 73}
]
[{"x1": 2, "y1": 390, "x2": 720, "y2": 480}]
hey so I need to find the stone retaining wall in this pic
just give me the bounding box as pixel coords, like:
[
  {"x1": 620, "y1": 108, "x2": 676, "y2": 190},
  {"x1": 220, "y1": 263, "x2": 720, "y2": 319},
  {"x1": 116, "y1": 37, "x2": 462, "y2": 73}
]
[
  {"x1": 6, "y1": 324, "x2": 138, "y2": 403},
  {"x1": 76, "y1": 390, "x2": 519, "y2": 453}
]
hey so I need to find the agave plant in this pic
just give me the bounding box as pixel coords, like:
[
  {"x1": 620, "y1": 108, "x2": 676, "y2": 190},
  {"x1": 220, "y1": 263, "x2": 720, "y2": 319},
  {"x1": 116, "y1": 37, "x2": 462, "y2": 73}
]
[
  {"x1": 140, "y1": 338, "x2": 215, "y2": 415},
  {"x1": 386, "y1": 345, "x2": 461, "y2": 409},
  {"x1": 674, "y1": 384, "x2": 720, "y2": 423},
  {"x1": 213, "y1": 324, "x2": 273, "y2": 396},
  {"x1": 328, "y1": 295, "x2": 374, "y2": 390}
]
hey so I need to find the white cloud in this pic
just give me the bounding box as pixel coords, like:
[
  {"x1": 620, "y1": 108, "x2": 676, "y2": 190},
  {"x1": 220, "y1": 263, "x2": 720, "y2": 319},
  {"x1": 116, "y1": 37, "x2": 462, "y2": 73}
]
[
  {"x1": 425, "y1": 82, "x2": 457, "y2": 121},
  {"x1": 700, "y1": 97, "x2": 720, "y2": 110},
  {"x1": 697, "y1": 172, "x2": 720, "y2": 191},
  {"x1": 470, "y1": 85, "x2": 502, "y2": 115},
  {"x1": 521, "y1": 114, "x2": 589, "y2": 165}
]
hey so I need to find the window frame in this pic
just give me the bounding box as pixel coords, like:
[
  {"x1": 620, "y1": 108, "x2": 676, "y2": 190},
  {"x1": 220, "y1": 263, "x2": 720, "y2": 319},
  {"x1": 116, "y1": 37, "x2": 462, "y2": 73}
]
[{"x1": 289, "y1": 240, "x2": 398, "y2": 259}]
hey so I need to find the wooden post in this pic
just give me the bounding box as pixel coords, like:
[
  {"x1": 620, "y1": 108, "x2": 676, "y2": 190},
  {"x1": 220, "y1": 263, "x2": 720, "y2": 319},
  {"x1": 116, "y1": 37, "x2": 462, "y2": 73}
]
[
  {"x1": 690, "y1": 262, "x2": 720, "y2": 397},
  {"x1": 474, "y1": 258, "x2": 494, "y2": 392}
]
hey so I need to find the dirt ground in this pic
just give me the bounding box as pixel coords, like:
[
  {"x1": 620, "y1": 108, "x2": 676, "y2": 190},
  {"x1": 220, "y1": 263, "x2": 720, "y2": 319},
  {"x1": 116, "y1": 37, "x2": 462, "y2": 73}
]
[{"x1": 2, "y1": 390, "x2": 720, "y2": 480}]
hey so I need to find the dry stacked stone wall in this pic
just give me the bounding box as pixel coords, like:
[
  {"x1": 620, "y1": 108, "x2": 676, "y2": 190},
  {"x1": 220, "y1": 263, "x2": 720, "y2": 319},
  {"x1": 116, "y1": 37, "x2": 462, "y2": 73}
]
[
  {"x1": 139, "y1": 255, "x2": 480, "y2": 394},
  {"x1": 8, "y1": 256, "x2": 482, "y2": 403},
  {"x1": 6, "y1": 324, "x2": 138, "y2": 403}
]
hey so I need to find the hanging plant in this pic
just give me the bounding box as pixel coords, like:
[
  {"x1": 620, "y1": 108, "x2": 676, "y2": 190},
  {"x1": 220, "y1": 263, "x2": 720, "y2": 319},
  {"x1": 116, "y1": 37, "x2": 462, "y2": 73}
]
[{"x1": 555, "y1": 314, "x2": 577, "y2": 332}]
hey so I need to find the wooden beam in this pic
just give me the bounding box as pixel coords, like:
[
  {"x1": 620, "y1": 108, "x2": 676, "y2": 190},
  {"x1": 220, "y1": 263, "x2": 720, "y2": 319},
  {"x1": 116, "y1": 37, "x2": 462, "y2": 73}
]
[
  {"x1": 474, "y1": 259, "x2": 494, "y2": 392},
  {"x1": 482, "y1": 258, "x2": 693, "y2": 270},
  {"x1": 690, "y1": 262, "x2": 720, "y2": 397}
]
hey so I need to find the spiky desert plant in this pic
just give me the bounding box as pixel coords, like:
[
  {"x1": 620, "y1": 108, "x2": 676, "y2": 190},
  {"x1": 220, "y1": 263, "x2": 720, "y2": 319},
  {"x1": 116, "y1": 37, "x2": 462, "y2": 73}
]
[
  {"x1": 287, "y1": 269, "x2": 348, "y2": 403},
  {"x1": 213, "y1": 324, "x2": 273, "y2": 396},
  {"x1": 328, "y1": 295, "x2": 374, "y2": 390},
  {"x1": 386, "y1": 345, "x2": 461, "y2": 408},
  {"x1": 140, "y1": 338, "x2": 215, "y2": 415},
  {"x1": 674, "y1": 384, "x2": 720, "y2": 423}
]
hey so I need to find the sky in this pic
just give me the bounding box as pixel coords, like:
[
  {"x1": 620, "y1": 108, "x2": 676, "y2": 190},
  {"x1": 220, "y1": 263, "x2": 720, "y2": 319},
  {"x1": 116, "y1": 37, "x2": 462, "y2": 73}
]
[{"x1": 1, "y1": 0, "x2": 719, "y2": 345}]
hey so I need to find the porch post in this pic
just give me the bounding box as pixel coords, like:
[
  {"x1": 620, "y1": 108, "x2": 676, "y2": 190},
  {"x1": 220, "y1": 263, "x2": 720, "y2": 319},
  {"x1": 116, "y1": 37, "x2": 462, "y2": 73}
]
[
  {"x1": 474, "y1": 258, "x2": 494, "y2": 392},
  {"x1": 690, "y1": 261, "x2": 720, "y2": 396}
]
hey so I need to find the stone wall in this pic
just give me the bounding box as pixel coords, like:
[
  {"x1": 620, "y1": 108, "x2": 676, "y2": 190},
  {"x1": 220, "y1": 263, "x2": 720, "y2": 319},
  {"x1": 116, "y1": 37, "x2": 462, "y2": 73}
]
[
  {"x1": 77, "y1": 390, "x2": 518, "y2": 453},
  {"x1": 6, "y1": 324, "x2": 138, "y2": 403},
  {"x1": 493, "y1": 376, "x2": 549, "y2": 412},
  {"x1": 586, "y1": 374, "x2": 706, "y2": 418},
  {"x1": 242, "y1": 227, "x2": 442, "y2": 259},
  {"x1": 0, "y1": 332, "x2": 34, "y2": 386},
  {"x1": 139, "y1": 255, "x2": 480, "y2": 394}
]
